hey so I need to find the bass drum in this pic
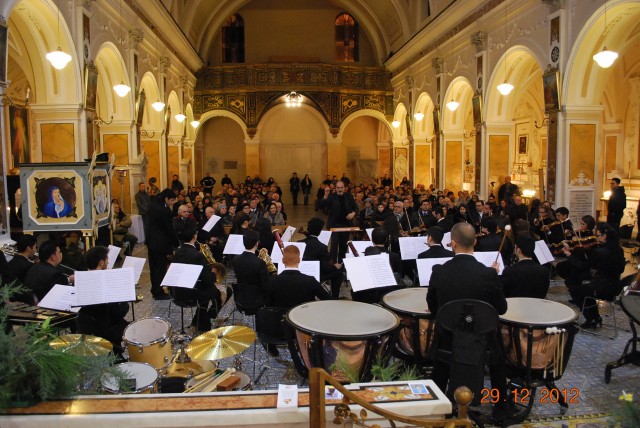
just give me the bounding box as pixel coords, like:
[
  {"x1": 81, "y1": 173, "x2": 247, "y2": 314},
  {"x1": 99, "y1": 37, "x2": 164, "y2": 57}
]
[{"x1": 123, "y1": 317, "x2": 174, "y2": 369}]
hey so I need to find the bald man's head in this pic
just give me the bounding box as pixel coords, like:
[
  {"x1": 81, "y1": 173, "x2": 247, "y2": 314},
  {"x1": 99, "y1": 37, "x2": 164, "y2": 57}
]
[{"x1": 450, "y1": 222, "x2": 476, "y2": 253}]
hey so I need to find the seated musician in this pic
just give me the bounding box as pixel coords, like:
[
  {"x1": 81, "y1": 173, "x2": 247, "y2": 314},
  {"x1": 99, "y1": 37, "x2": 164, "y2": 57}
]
[
  {"x1": 411, "y1": 199, "x2": 437, "y2": 231},
  {"x1": 533, "y1": 206, "x2": 559, "y2": 242},
  {"x1": 426, "y1": 223, "x2": 510, "y2": 422},
  {"x1": 231, "y1": 229, "x2": 269, "y2": 306},
  {"x1": 111, "y1": 201, "x2": 138, "y2": 256},
  {"x1": 173, "y1": 204, "x2": 197, "y2": 243},
  {"x1": 24, "y1": 240, "x2": 74, "y2": 304},
  {"x1": 392, "y1": 201, "x2": 411, "y2": 233},
  {"x1": 173, "y1": 223, "x2": 222, "y2": 332},
  {"x1": 254, "y1": 217, "x2": 275, "y2": 255},
  {"x1": 7, "y1": 235, "x2": 37, "y2": 304},
  {"x1": 433, "y1": 206, "x2": 453, "y2": 233},
  {"x1": 561, "y1": 222, "x2": 626, "y2": 329},
  {"x1": 197, "y1": 206, "x2": 226, "y2": 261},
  {"x1": 266, "y1": 245, "x2": 330, "y2": 310},
  {"x1": 231, "y1": 212, "x2": 251, "y2": 235},
  {"x1": 498, "y1": 236, "x2": 550, "y2": 298},
  {"x1": 76, "y1": 246, "x2": 129, "y2": 356},
  {"x1": 298, "y1": 217, "x2": 344, "y2": 299},
  {"x1": 555, "y1": 207, "x2": 574, "y2": 239},
  {"x1": 475, "y1": 217, "x2": 514, "y2": 266},
  {"x1": 417, "y1": 226, "x2": 454, "y2": 259}
]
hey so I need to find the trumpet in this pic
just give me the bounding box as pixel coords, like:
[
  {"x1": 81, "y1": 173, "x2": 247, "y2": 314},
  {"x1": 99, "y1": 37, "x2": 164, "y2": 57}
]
[
  {"x1": 258, "y1": 247, "x2": 278, "y2": 275},
  {"x1": 197, "y1": 240, "x2": 227, "y2": 284}
]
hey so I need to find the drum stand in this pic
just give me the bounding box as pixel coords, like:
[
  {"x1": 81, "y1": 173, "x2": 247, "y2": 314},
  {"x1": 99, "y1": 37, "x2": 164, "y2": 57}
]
[{"x1": 604, "y1": 295, "x2": 640, "y2": 383}]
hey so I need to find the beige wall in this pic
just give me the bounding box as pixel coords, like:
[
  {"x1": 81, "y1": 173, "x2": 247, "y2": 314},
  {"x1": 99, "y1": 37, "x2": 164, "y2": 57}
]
[
  {"x1": 569, "y1": 124, "x2": 596, "y2": 184},
  {"x1": 341, "y1": 116, "x2": 383, "y2": 183},
  {"x1": 41, "y1": 124, "x2": 74, "y2": 163},
  {"x1": 415, "y1": 145, "x2": 431, "y2": 187},
  {"x1": 103, "y1": 134, "x2": 131, "y2": 212},
  {"x1": 142, "y1": 140, "x2": 160, "y2": 189},
  {"x1": 489, "y1": 135, "x2": 509, "y2": 191},
  {"x1": 199, "y1": 117, "x2": 247, "y2": 189},
  {"x1": 445, "y1": 140, "x2": 462, "y2": 192}
]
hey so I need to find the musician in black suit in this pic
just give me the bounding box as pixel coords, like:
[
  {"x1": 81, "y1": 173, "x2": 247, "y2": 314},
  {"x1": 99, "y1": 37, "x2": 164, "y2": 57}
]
[
  {"x1": 24, "y1": 240, "x2": 74, "y2": 303},
  {"x1": 468, "y1": 200, "x2": 485, "y2": 233},
  {"x1": 499, "y1": 236, "x2": 550, "y2": 298},
  {"x1": 319, "y1": 180, "x2": 358, "y2": 260},
  {"x1": 197, "y1": 206, "x2": 226, "y2": 262},
  {"x1": 7, "y1": 235, "x2": 37, "y2": 304},
  {"x1": 412, "y1": 199, "x2": 437, "y2": 230},
  {"x1": 76, "y1": 246, "x2": 129, "y2": 355},
  {"x1": 433, "y1": 206, "x2": 453, "y2": 233},
  {"x1": 417, "y1": 226, "x2": 454, "y2": 259},
  {"x1": 475, "y1": 217, "x2": 513, "y2": 266},
  {"x1": 298, "y1": 217, "x2": 344, "y2": 298},
  {"x1": 173, "y1": 224, "x2": 222, "y2": 332},
  {"x1": 231, "y1": 229, "x2": 270, "y2": 305},
  {"x1": 391, "y1": 201, "x2": 411, "y2": 232},
  {"x1": 266, "y1": 245, "x2": 330, "y2": 309},
  {"x1": 427, "y1": 223, "x2": 508, "y2": 421},
  {"x1": 146, "y1": 189, "x2": 179, "y2": 299}
]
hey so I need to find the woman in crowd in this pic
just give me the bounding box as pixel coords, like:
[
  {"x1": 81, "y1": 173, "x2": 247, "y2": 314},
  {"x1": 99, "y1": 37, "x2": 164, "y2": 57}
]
[
  {"x1": 193, "y1": 199, "x2": 205, "y2": 222},
  {"x1": 301, "y1": 174, "x2": 313, "y2": 206},
  {"x1": 111, "y1": 201, "x2": 138, "y2": 256},
  {"x1": 454, "y1": 204, "x2": 471, "y2": 223},
  {"x1": 264, "y1": 202, "x2": 285, "y2": 226},
  {"x1": 231, "y1": 212, "x2": 251, "y2": 235}
]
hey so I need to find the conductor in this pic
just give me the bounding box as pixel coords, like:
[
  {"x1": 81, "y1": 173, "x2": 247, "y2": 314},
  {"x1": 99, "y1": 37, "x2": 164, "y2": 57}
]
[{"x1": 319, "y1": 180, "x2": 358, "y2": 260}]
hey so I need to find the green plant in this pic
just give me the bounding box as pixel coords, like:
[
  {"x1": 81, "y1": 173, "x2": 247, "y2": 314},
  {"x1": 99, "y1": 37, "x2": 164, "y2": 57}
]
[
  {"x1": 329, "y1": 356, "x2": 361, "y2": 383},
  {"x1": 615, "y1": 391, "x2": 640, "y2": 428},
  {"x1": 370, "y1": 355, "x2": 400, "y2": 382}
]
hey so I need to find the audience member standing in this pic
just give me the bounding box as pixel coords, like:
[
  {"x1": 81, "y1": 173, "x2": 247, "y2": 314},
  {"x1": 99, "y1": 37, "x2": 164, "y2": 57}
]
[
  {"x1": 200, "y1": 173, "x2": 216, "y2": 196},
  {"x1": 607, "y1": 177, "x2": 626, "y2": 228},
  {"x1": 135, "y1": 182, "x2": 151, "y2": 237},
  {"x1": 301, "y1": 174, "x2": 313, "y2": 206},
  {"x1": 319, "y1": 181, "x2": 358, "y2": 260},
  {"x1": 289, "y1": 172, "x2": 301, "y2": 205}
]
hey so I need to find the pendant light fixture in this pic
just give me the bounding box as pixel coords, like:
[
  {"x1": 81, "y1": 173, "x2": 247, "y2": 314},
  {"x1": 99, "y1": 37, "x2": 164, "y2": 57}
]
[
  {"x1": 46, "y1": 8, "x2": 72, "y2": 70},
  {"x1": 191, "y1": 120, "x2": 200, "y2": 129},
  {"x1": 497, "y1": 0, "x2": 514, "y2": 96},
  {"x1": 593, "y1": 0, "x2": 618, "y2": 68},
  {"x1": 175, "y1": 113, "x2": 186, "y2": 123},
  {"x1": 446, "y1": 31, "x2": 459, "y2": 111},
  {"x1": 113, "y1": 0, "x2": 131, "y2": 97},
  {"x1": 151, "y1": 31, "x2": 165, "y2": 111}
]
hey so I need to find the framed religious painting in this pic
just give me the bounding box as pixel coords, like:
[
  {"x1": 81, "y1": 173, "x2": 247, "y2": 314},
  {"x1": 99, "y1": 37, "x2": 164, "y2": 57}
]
[
  {"x1": 472, "y1": 94, "x2": 483, "y2": 125},
  {"x1": 0, "y1": 19, "x2": 7, "y2": 85},
  {"x1": 91, "y1": 166, "x2": 110, "y2": 227},
  {"x1": 84, "y1": 62, "x2": 98, "y2": 111},
  {"x1": 542, "y1": 70, "x2": 561, "y2": 112}
]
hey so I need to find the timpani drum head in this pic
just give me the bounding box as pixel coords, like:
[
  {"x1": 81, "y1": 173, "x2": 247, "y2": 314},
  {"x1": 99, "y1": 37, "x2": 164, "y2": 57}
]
[
  {"x1": 382, "y1": 288, "x2": 430, "y2": 316},
  {"x1": 287, "y1": 300, "x2": 399, "y2": 337},
  {"x1": 501, "y1": 298, "x2": 577, "y2": 325}
]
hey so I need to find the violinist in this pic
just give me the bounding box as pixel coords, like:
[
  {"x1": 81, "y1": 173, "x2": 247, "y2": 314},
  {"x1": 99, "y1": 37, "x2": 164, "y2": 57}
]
[
  {"x1": 412, "y1": 199, "x2": 437, "y2": 231},
  {"x1": 475, "y1": 217, "x2": 514, "y2": 266},
  {"x1": 468, "y1": 200, "x2": 486, "y2": 233},
  {"x1": 561, "y1": 222, "x2": 626, "y2": 328},
  {"x1": 392, "y1": 201, "x2": 411, "y2": 233},
  {"x1": 555, "y1": 207, "x2": 575, "y2": 239},
  {"x1": 533, "y1": 206, "x2": 561, "y2": 244}
]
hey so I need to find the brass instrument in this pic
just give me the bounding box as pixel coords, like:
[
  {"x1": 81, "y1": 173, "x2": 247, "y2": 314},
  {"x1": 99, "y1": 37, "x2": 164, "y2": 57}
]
[
  {"x1": 1, "y1": 243, "x2": 18, "y2": 257},
  {"x1": 197, "y1": 241, "x2": 229, "y2": 302},
  {"x1": 197, "y1": 240, "x2": 216, "y2": 266},
  {"x1": 258, "y1": 247, "x2": 278, "y2": 275}
]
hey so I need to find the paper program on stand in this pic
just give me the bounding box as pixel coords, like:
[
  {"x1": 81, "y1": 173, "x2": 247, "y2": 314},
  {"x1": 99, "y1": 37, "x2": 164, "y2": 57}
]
[
  {"x1": 107, "y1": 245, "x2": 122, "y2": 269},
  {"x1": 223, "y1": 234, "x2": 246, "y2": 255},
  {"x1": 122, "y1": 256, "x2": 146, "y2": 284},
  {"x1": 161, "y1": 263, "x2": 203, "y2": 289},
  {"x1": 343, "y1": 254, "x2": 396, "y2": 292},
  {"x1": 270, "y1": 242, "x2": 306, "y2": 264},
  {"x1": 534, "y1": 240, "x2": 555, "y2": 265},
  {"x1": 38, "y1": 284, "x2": 80, "y2": 312},
  {"x1": 75, "y1": 267, "x2": 136, "y2": 305},
  {"x1": 399, "y1": 236, "x2": 429, "y2": 260},
  {"x1": 201, "y1": 214, "x2": 221, "y2": 232},
  {"x1": 416, "y1": 257, "x2": 453, "y2": 286}
]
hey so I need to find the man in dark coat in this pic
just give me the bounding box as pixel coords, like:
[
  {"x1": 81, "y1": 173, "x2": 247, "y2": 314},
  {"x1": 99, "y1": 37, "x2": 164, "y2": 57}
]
[
  {"x1": 298, "y1": 217, "x2": 344, "y2": 298},
  {"x1": 417, "y1": 226, "x2": 454, "y2": 259},
  {"x1": 24, "y1": 240, "x2": 74, "y2": 303},
  {"x1": 266, "y1": 245, "x2": 330, "y2": 309},
  {"x1": 200, "y1": 173, "x2": 216, "y2": 196},
  {"x1": 607, "y1": 177, "x2": 626, "y2": 228},
  {"x1": 7, "y1": 235, "x2": 37, "y2": 303},
  {"x1": 289, "y1": 172, "x2": 301, "y2": 205},
  {"x1": 319, "y1": 180, "x2": 358, "y2": 260},
  {"x1": 499, "y1": 236, "x2": 550, "y2": 298},
  {"x1": 497, "y1": 175, "x2": 519, "y2": 206},
  {"x1": 231, "y1": 229, "x2": 270, "y2": 306},
  {"x1": 475, "y1": 217, "x2": 514, "y2": 266},
  {"x1": 146, "y1": 189, "x2": 179, "y2": 299}
]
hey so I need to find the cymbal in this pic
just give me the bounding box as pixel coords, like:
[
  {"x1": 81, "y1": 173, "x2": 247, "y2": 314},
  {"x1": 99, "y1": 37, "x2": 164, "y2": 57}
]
[
  {"x1": 187, "y1": 326, "x2": 256, "y2": 360},
  {"x1": 50, "y1": 334, "x2": 113, "y2": 356},
  {"x1": 164, "y1": 359, "x2": 217, "y2": 378}
]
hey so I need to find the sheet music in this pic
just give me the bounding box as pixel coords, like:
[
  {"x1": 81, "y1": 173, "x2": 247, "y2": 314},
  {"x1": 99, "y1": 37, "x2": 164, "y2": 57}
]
[
  {"x1": 365, "y1": 228, "x2": 374, "y2": 241},
  {"x1": 317, "y1": 230, "x2": 332, "y2": 246},
  {"x1": 75, "y1": 267, "x2": 136, "y2": 305},
  {"x1": 277, "y1": 261, "x2": 320, "y2": 281},
  {"x1": 534, "y1": 240, "x2": 555, "y2": 264},
  {"x1": 223, "y1": 234, "x2": 246, "y2": 255},
  {"x1": 107, "y1": 245, "x2": 122, "y2": 269},
  {"x1": 343, "y1": 254, "x2": 396, "y2": 292},
  {"x1": 201, "y1": 214, "x2": 221, "y2": 232},
  {"x1": 441, "y1": 232, "x2": 452, "y2": 248},
  {"x1": 38, "y1": 284, "x2": 80, "y2": 313},
  {"x1": 122, "y1": 256, "x2": 146, "y2": 284},
  {"x1": 270, "y1": 242, "x2": 307, "y2": 264},
  {"x1": 416, "y1": 257, "x2": 453, "y2": 286},
  {"x1": 161, "y1": 263, "x2": 203, "y2": 288},
  {"x1": 473, "y1": 251, "x2": 505, "y2": 275},
  {"x1": 346, "y1": 240, "x2": 371, "y2": 256},
  {"x1": 399, "y1": 236, "x2": 429, "y2": 260},
  {"x1": 281, "y1": 226, "x2": 297, "y2": 242}
]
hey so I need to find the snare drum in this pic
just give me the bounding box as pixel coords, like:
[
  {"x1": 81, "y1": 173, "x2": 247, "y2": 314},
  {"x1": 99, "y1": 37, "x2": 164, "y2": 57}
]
[
  {"x1": 381, "y1": 288, "x2": 435, "y2": 365},
  {"x1": 500, "y1": 298, "x2": 578, "y2": 380},
  {"x1": 285, "y1": 300, "x2": 400, "y2": 382},
  {"x1": 102, "y1": 362, "x2": 158, "y2": 394},
  {"x1": 123, "y1": 318, "x2": 174, "y2": 369}
]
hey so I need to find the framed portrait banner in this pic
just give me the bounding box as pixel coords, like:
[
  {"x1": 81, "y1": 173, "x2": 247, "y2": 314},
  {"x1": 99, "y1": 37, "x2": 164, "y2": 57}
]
[
  {"x1": 472, "y1": 94, "x2": 483, "y2": 125},
  {"x1": 0, "y1": 19, "x2": 7, "y2": 85},
  {"x1": 542, "y1": 70, "x2": 561, "y2": 112},
  {"x1": 91, "y1": 166, "x2": 110, "y2": 227},
  {"x1": 84, "y1": 62, "x2": 98, "y2": 111},
  {"x1": 518, "y1": 135, "x2": 528, "y2": 155},
  {"x1": 19, "y1": 163, "x2": 95, "y2": 231}
]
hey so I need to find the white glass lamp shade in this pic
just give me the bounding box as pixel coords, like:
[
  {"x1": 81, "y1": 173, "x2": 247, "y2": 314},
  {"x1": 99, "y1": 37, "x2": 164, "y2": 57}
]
[
  {"x1": 497, "y1": 82, "x2": 514, "y2": 95},
  {"x1": 113, "y1": 81, "x2": 132, "y2": 97},
  {"x1": 593, "y1": 48, "x2": 618, "y2": 68},
  {"x1": 46, "y1": 48, "x2": 72, "y2": 70}
]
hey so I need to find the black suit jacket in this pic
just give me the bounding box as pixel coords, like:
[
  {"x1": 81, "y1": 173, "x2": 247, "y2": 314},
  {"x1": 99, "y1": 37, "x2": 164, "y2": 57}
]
[
  {"x1": 427, "y1": 254, "x2": 507, "y2": 316},
  {"x1": 417, "y1": 245, "x2": 454, "y2": 259},
  {"x1": 266, "y1": 270, "x2": 330, "y2": 309},
  {"x1": 319, "y1": 192, "x2": 358, "y2": 228},
  {"x1": 500, "y1": 259, "x2": 550, "y2": 298},
  {"x1": 436, "y1": 218, "x2": 453, "y2": 233},
  {"x1": 77, "y1": 301, "x2": 129, "y2": 348},
  {"x1": 172, "y1": 243, "x2": 221, "y2": 302},
  {"x1": 146, "y1": 200, "x2": 179, "y2": 254},
  {"x1": 24, "y1": 262, "x2": 70, "y2": 302},
  {"x1": 7, "y1": 254, "x2": 33, "y2": 284},
  {"x1": 475, "y1": 233, "x2": 513, "y2": 266},
  {"x1": 298, "y1": 235, "x2": 335, "y2": 274},
  {"x1": 231, "y1": 251, "x2": 270, "y2": 292}
]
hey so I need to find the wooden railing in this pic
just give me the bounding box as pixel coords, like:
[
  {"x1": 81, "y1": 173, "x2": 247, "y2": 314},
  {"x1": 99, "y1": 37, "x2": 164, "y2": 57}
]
[{"x1": 308, "y1": 368, "x2": 474, "y2": 428}]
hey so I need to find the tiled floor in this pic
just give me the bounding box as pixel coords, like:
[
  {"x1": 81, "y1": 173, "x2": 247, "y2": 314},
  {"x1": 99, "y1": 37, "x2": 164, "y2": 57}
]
[{"x1": 122, "y1": 204, "x2": 639, "y2": 424}]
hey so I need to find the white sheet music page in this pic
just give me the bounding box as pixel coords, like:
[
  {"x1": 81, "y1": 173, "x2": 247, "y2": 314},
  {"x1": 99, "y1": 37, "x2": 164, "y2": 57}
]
[
  {"x1": 201, "y1": 214, "x2": 221, "y2": 232},
  {"x1": 122, "y1": 256, "x2": 146, "y2": 284},
  {"x1": 223, "y1": 234, "x2": 246, "y2": 255},
  {"x1": 38, "y1": 284, "x2": 79, "y2": 313},
  {"x1": 473, "y1": 251, "x2": 504, "y2": 274},
  {"x1": 280, "y1": 226, "x2": 297, "y2": 242},
  {"x1": 270, "y1": 242, "x2": 306, "y2": 264},
  {"x1": 317, "y1": 230, "x2": 332, "y2": 246},
  {"x1": 343, "y1": 254, "x2": 396, "y2": 292},
  {"x1": 107, "y1": 245, "x2": 122, "y2": 269},
  {"x1": 399, "y1": 236, "x2": 429, "y2": 260},
  {"x1": 161, "y1": 263, "x2": 203, "y2": 288},
  {"x1": 277, "y1": 260, "x2": 320, "y2": 281},
  {"x1": 441, "y1": 232, "x2": 452, "y2": 248},
  {"x1": 347, "y1": 240, "x2": 370, "y2": 257},
  {"x1": 416, "y1": 257, "x2": 453, "y2": 286},
  {"x1": 534, "y1": 240, "x2": 555, "y2": 264},
  {"x1": 74, "y1": 267, "x2": 136, "y2": 305},
  {"x1": 365, "y1": 228, "x2": 374, "y2": 241}
]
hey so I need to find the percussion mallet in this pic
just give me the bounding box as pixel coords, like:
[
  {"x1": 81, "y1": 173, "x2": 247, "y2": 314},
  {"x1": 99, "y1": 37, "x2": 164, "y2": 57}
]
[{"x1": 495, "y1": 224, "x2": 512, "y2": 264}]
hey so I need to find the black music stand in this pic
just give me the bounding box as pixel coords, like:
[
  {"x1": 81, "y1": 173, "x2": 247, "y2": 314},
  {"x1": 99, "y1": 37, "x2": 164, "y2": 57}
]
[{"x1": 605, "y1": 294, "x2": 640, "y2": 383}]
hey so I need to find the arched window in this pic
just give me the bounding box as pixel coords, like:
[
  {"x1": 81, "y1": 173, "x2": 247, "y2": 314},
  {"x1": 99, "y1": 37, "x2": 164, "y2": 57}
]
[
  {"x1": 222, "y1": 14, "x2": 244, "y2": 63},
  {"x1": 335, "y1": 13, "x2": 358, "y2": 62}
]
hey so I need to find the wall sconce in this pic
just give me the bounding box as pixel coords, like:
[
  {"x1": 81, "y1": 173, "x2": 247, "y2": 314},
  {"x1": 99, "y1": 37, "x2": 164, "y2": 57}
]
[
  {"x1": 140, "y1": 129, "x2": 156, "y2": 138},
  {"x1": 603, "y1": 190, "x2": 612, "y2": 199},
  {"x1": 522, "y1": 189, "x2": 536, "y2": 198},
  {"x1": 93, "y1": 115, "x2": 114, "y2": 125},
  {"x1": 534, "y1": 114, "x2": 554, "y2": 129}
]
